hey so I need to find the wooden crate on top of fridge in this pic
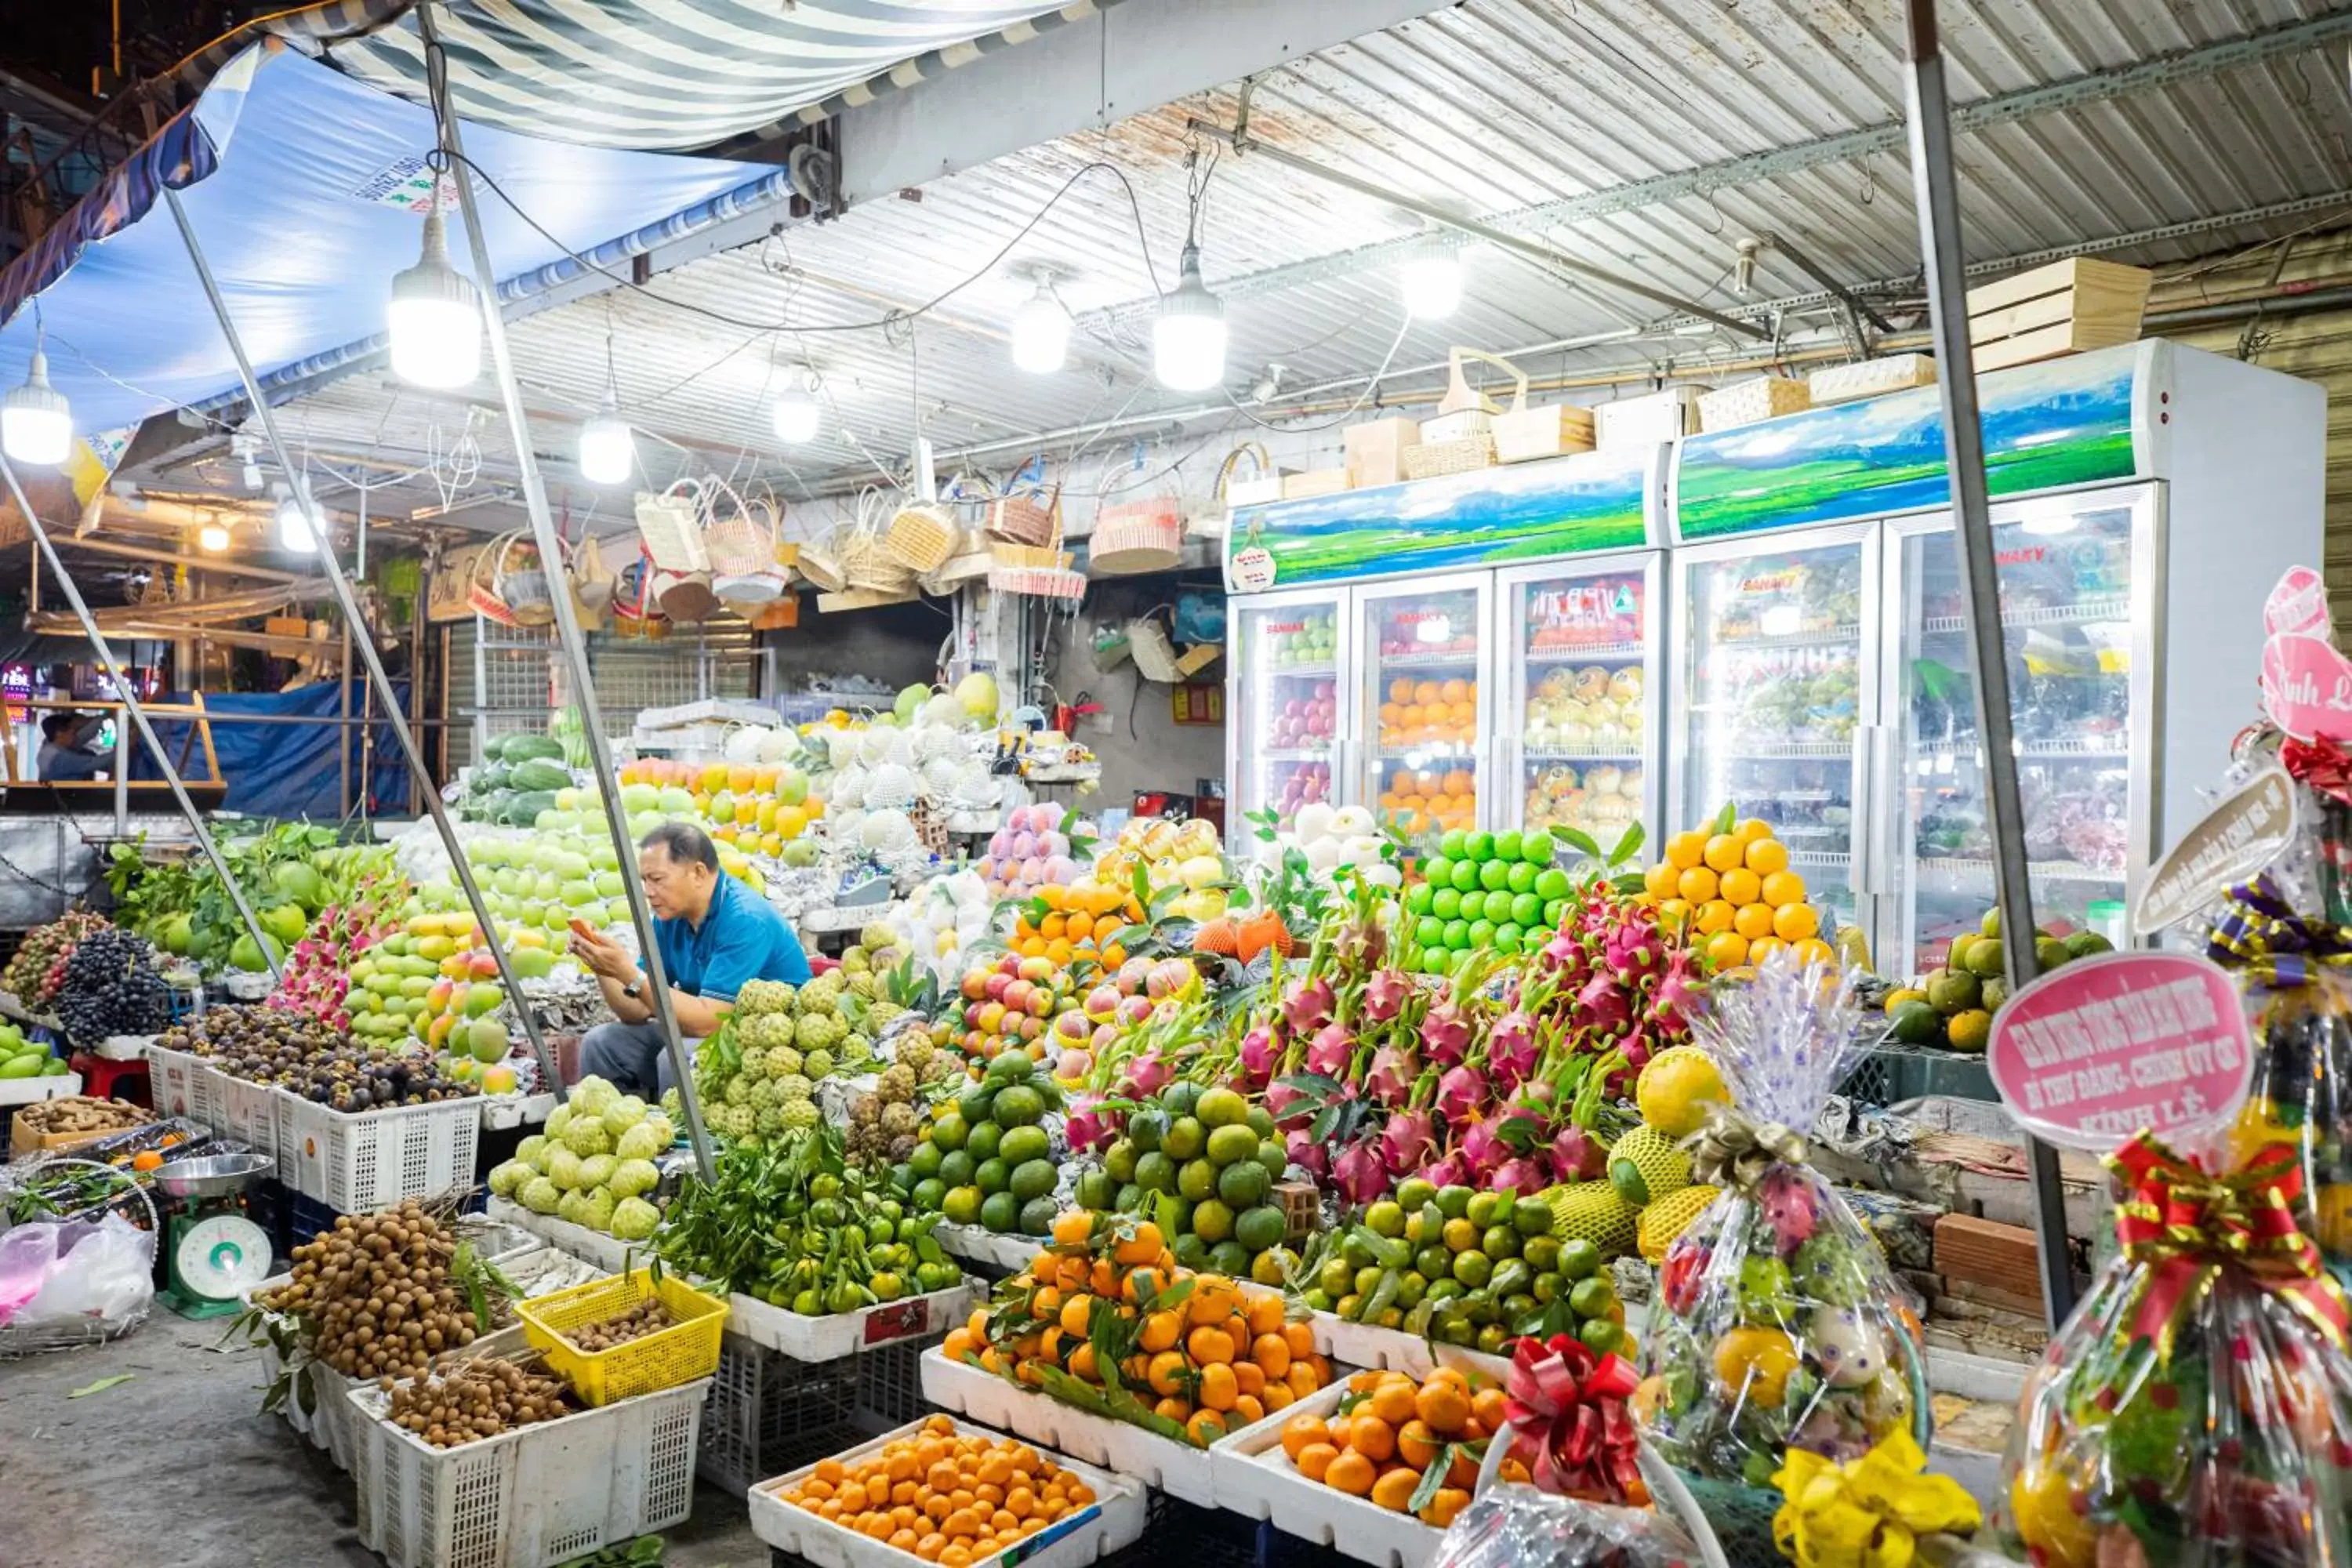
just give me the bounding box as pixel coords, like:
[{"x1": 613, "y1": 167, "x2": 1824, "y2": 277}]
[
  {"x1": 1697, "y1": 376, "x2": 1810, "y2": 433},
  {"x1": 1492, "y1": 401, "x2": 1595, "y2": 463},
  {"x1": 1966, "y1": 257, "x2": 2151, "y2": 372},
  {"x1": 1343, "y1": 416, "x2": 1421, "y2": 488}
]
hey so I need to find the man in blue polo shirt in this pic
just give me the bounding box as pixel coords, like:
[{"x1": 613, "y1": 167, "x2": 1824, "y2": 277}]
[{"x1": 572, "y1": 821, "x2": 811, "y2": 1098}]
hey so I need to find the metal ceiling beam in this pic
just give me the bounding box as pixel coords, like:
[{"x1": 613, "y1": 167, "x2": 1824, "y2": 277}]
[
  {"x1": 1190, "y1": 118, "x2": 1769, "y2": 340},
  {"x1": 1076, "y1": 9, "x2": 2352, "y2": 330}
]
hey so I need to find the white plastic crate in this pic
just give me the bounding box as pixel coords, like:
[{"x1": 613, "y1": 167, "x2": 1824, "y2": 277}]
[
  {"x1": 214, "y1": 1073, "x2": 281, "y2": 1161},
  {"x1": 278, "y1": 1323, "x2": 530, "y2": 1475},
  {"x1": 274, "y1": 1091, "x2": 481, "y2": 1211},
  {"x1": 1306, "y1": 1314, "x2": 1507, "y2": 1384},
  {"x1": 917, "y1": 1347, "x2": 1228, "y2": 1506},
  {"x1": 349, "y1": 1370, "x2": 710, "y2": 1568},
  {"x1": 1210, "y1": 1381, "x2": 1444, "y2": 1568},
  {"x1": 0, "y1": 1069, "x2": 81, "y2": 1105},
  {"x1": 141, "y1": 1042, "x2": 221, "y2": 1130},
  {"x1": 484, "y1": 1196, "x2": 644, "y2": 1273},
  {"x1": 747, "y1": 1416, "x2": 1147, "y2": 1568},
  {"x1": 727, "y1": 1281, "x2": 973, "y2": 1361},
  {"x1": 933, "y1": 1223, "x2": 1044, "y2": 1273}
]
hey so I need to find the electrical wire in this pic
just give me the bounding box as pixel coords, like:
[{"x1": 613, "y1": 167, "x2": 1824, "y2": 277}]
[
  {"x1": 1218, "y1": 310, "x2": 1415, "y2": 434},
  {"x1": 428, "y1": 147, "x2": 1170, "y2": 336}
]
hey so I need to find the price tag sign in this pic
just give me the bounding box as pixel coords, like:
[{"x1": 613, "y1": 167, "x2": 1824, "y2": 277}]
[
  {"x1": 2259, "y1": 632, "x2": 2352, "y2": 742},
  {"x1": 862, "y1": 1298, "x2": 931, "y2": 1345},
  {"x1": 1986, "y1": 952, "x2": 2251, "y2": 1152},
  {"x1": 2266, "y1": 564, "x2": 2332, "y2": 638},
  {"x1": 1229, "y1": 545, "x2": 1277, "y2": 593},
  {"x1": 2132, "y1": 765, "x2": 2296, "y2": 937}
]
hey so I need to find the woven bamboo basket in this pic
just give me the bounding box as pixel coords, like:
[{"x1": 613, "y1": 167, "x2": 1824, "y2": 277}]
[
  {"x1": 1089, "y1": 497, "x2": 1182, "y2": 575},
  {"x1": 987, "y1": 564, "x2": 1087, "y2": 601},
  {"x1": 1402, "y1": 347, "x2": 1527, "y2": 481},
  {"x1": 987, "y1": 488, "x2": 1059, "y2": 547},
  {"x1": 884, "y1": 500, "x2": 960, "y2": 572}
]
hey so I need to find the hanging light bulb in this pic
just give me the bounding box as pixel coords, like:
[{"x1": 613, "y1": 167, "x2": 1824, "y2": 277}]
[
  {"x1": 2, "y1": 342, "x2": 71, "y2": 467},
  {"x1": 1398, "y1": 250, "x2": 1464, "y2": 320},
  {"x1": 771, "y1": 370, "x2": 822, "y2": 444},
  {"x1": 198, "y1": 520, "x2": 230, "y2": 553},
  {"x1": 579, "y1": 399, "x2": 633, "y2": 486},
  {"x1": 1009, "y1": 277, "x2": 1069, "y2": 374},
  {"x1": 273, "y1": 485, "x2": 319, "y2": 554},
  {"x1": 1152, "y1": 244, "x2": 1226, "y2": 393},
  {"x1": 387, "y1": 201, "x2": 482, "y2": 388}
]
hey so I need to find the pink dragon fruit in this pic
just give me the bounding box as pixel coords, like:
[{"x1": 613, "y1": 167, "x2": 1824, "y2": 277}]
[
  {"x1": 1366, "y1": 1044, "x2": 1420, "y2": 1109},
  {"x1": 1238, "y1": 1025, "x2": 1279, "y2": 1083},
  {"x1": 1361, "y1": 967, "x2": 1413, "y2": 1025},
  {"x1": 1435, "y1": 1064, "x2": 1489, "y2": 1124},
  {"x1": 1646, "y1": 949, "x2": 1704, "y2": 1036},
  {"x1": 1286, "y1": 1129, "x2": 1330, "y2": 1178},
  {"x1": 1265, "y1": 1079, "x2": 1312, "y2": 1127},
  {"x1": 1418, "y1": 1150, "x2": 1471, "y2": 1189},
  {"x1": 1488, "y1": 1010, "x2": 1539, "y2": 1090},
  {"x1": 1332, "y1": 1140, "x2": 1390, "y2": 1204},
  {"x1": 1122, "y1": 1051, "x2": 1174, "y2": 1098},
  {"x1": 1491, "y1": 1156, "x2": 1549, "y2": 1196},
  {"x1": 1458, "y1": 1117, "x2": 1509, "y2": 1178},
  {"x1": 1577, "y1": 971, "x2": 1633, "y2": 1037},
  {"x1": 1620, "y1": 1033, "x2": 1655, "y2": 1073},
  {"x1": 1063, "y1": 1097, "x2": 1113, "y2": 1152},
  {"x1": 1760, "y1": 1165, "x2": 1821, "y2": 1255},
  {"x1": 1305, "y1": 1022, "x2": 1355, "y2": 1078},
  {"x1": 1538, "y1": 928, "x2": 1590, "y2": 984},
  {"x1": 1548, "y1": 1123, "x2": 1606, "y2": 1181},
  {"x1": 1603, "y1": 909, "x2": 1664, "y2": 982},
  {"x1": 1282, "y1": 976, "x2": 1336, "y2": 1033},
  {"x1": 1421, "y1": 1002, "x2": 1474, "y2": 1067},
  {"x1": 1379, "y1": 1109, "x2": 1437, "y2": 1174}
]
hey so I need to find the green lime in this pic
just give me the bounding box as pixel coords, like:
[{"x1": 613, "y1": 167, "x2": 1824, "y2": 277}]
[
  {"x1": 1246, "y1": 1106, "x2": 1276, "y2": 1139},
  {"x1": 1163, "y1": 1083, "x2": 1202, "y2": 1118},
  {"x1": 908, "y1": 1141, "x2": 944, "y2": 1178},
  {"x1": 1521, "y1": 832, "x2": 1557, "y2": 866},
  {"x1": 1367, "y1": 1200, "x2": 1407, "y2": 1238},
  {"x1": 1405, "y1": 883, "x2": 1435, "y2": 916},
  {"x1": 1011, "y1": 1160, "x2": 1057, "y2": 1202},
  {"x1": 1319, "y1": 1258, "x2": 1355, "y2": 1297},
  {"x1": 1192, "y1": 1198, "x2": 1235, "y2": 1243},
  {"x1": 1494, "y1": 924, "x2": 1523, "y2": 954},
  {"x1": 1557, "y1": 1238, "x2": 1602, "y2": 1279},
  {"x1": 1569, "y1": 1276, "x2": 1615, "y2": 1317},
  {"x1": 912, "y1": 1177, "x2": 947, "y2": 1212},
  {"x1": 1197, "y1": 1086, "x2": 1249, "y2": 1128},
  {"x1": 1456, "y1": 889, "x2": 1486, "y2": 923},
  {"x1": 1465, "y1": 1192, "x2": 1499, "y2": 1229},
  {"x1": 1448, "y1": 860, "x2": 1478, "y2": 892},
  {"x1": 999, "y1": 1124, "x2": 1049, "y2": 1165},
  {"x1": 1207, "y1": 1124, "x2": 1261, "y2": 1167},
  {"x1": 1443, "y1": 920, "x2": 1469, "y2": 949},
  {"x1": 1234, "y1": 1205, "x2": 1287, "y2": 1253},
  {"x1": 1356, "y1": 1265, "x2": 1388, "y2": 1298},
  {"x1": 1127, "y1": 1109, "x2": 1167, "y2": 1152},
  {"x1": 1208, "y1": 1240, "x2": 1251, "y2": 1276},
  {"x1": 1577, "y1": 1318, "x2": 1622, "y2": 1355},
  {"x1": 974, "y1": 1157, "x2": 1008, "y2": 1196},
  {"x1": 956, "y1": 1084, "x2": 994, "y2": 1124},
  {"x1": 1509, "y1": 891, "x2": 1542, "y2": 925},
  {"x1": 1116, "y1": 1183, "x2": 1144, "y2": 1211},
  {"x1": 1397, "y1": 1177, "x2": 1437, "y2": 1211},
  {"x1": 1479, "y1": 860, "x2": 1511, "y2": 892},
  {"x1": 1105, "y1": 1140, "x2": 1138, "y2": 1183},
  {"x1": 1506, "y1": 861, "x2": 1538, "y2": 895},
  {"x1": 1416, "y1": 1243, "x2": 1452, "y2": 1279},
  {"x1": 1542, "y1": 898, "x2": 1569, "y2": 926},
  {"x1": 1436, "y1": 1185, "x2": 1473, "y2": 1219},
  {"x1": 1512, "y1": 1196, "x2": 1555, "y2": 1236},
  {"x1": 1535, "y1": 868, "x2": 1571, "y2": 900},
  {"x1": 1467, "y1": 920, "x2": 1495, "y2": 949},
  {"x1": 1468, "y1": 832, "x2": 1495, "y2": 862},
  {"x1": 1476, "y1": 1323, "x2": 1510, "y2": 1354},
  {"x1": 1496, "y1": 830, "x2": 1523, "y2": 862},
  {"x1": 1431, "y1": 887, "x2": 1462, "y2": 921},
  {"x1": 1531, "y1": 1272, "x2": 1561, "y2": 1304},
  {"x1": 931, "y1": 1112, "x2": 969, "y2": 1152},
  {"x1": 1019, "y1": 1196, "x2": 1059, "y2": 1236},
  {"x1": 942, "y1": 1185, "x2": 982, "y2": 1225},
  {"x1": 1134, "y1": 1150, "x2": 1175, "y2": 1192},
  {"x1": 1480, "y1": 1223, "x2": 1520, "y2": 1258},
  {"x1": 1174, "y1": 1232, "x2": 1209, "y2": 1269},
  {"x1": 1414, "y1": 916, "x2": 1444, "y2": 949},
  {"x1": 1178, "y1": 1157, "x2": 1219, "y2": 1201},
  {"x1": 1424, "y1": 858, "x2": 1456, "y2": 895},
  {"x1": 994, "y1": 1083, "x2": 1047, "y2": 1128},
  {"x1": 1258, "y1": 1143, "x2": 1290, "y2": 1183},
  {"x1": 1218, "y1": 1160, "x2": 1271, "y2": 1207},
  {"x1": 979, "y1": 1190, "x2": 1022, "y2": 1232},
  {"x1": 1441, "y1": 829, "x2": 1468, "y2": 860},
  {"x1": 1451, "y1": 1250, "x2": 1492, "y2": 1288},
  {"x1": 1163, "y1": 1116, "x2": 1207, "y2": 1160},
  {"x1": 937, "y1": 1149, "x2": 975, "y2": 1188},
  {"x1": 965, "y1": 1120, "x2": 1004, "y2": 1163},
  {"x1": 1074, "y1": 1170, "x2": 1116, "y2": 1210}
]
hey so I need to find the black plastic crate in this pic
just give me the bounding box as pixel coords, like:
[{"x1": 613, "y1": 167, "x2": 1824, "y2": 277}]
[
  {"x1": 699, "y1": 1336, "x2": 865, "y2": 1494},
  {"x1": 851, "y1": 1333, "x2": 942, "y2": 1430}
]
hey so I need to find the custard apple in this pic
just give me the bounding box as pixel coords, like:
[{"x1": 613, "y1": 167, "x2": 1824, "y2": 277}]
[
  {"x1": 803, "y1": 1049, "x2": 836, "y2": 1080},
  {"x1": 781, "y1": 1098, "x2": 821, "y2": 1131}
]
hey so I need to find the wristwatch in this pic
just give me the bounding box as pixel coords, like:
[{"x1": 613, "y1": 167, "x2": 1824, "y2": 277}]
[{"x1": 622, "y1": 980, "x2": 644, "y2": 1001}]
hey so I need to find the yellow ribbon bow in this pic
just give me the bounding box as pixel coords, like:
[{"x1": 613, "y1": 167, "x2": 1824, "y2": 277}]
[
  {"x1": 1771, "y1": 1431, "x2": 1983, "y2": 1568},
  {"x1": 1688, "y1": 1103, "x2": 1809, "y2": 1193}
]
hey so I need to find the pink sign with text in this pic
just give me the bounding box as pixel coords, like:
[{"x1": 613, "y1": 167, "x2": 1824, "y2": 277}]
[
  {"x1": 2265, "y1": 565, "x2": 2332, "y2": 638},
  {"x1": 1985, "y1": 951, "x2": 2251, "y2": 1152},
  {"x1": 2259, "y1": 631, "x2": 2352, "y2": 742}
]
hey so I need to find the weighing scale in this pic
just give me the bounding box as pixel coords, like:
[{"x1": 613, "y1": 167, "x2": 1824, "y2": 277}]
[{"x1": 154, "y1": 1152, "x2": 274, "y2": 1318}]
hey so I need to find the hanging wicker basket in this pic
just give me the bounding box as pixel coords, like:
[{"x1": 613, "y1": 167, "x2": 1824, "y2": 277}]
[
  {"x1": 884, "y1": 500, "x2": 960, "y2": 572},
  {"x1": 707, "y1": 485, "x2": 793, "y2": 606},
  {"x1": 987, "y1": 485, "x2": 1060, "y2": 547},
  {"x1": 987, "y1": 564, "x2": 1087, "y2": 601},
  {"x1": 1089, "y1": 496, "x2": 1182, "y2": 575},
  {"x1": 1404, "y1": 347, "x2": 1526, "y2": 480},
  {"x1": 633, "y1": 483, "x2": 712, "y2": 573}
]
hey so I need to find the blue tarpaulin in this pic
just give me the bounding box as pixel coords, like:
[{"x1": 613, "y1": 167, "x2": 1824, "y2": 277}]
[
  {"x1": 0, "y1": 42, "x2": 786, "y2": 434},
  {"x1": 134, "y1": 681, "x2": 412, "y2": 820}
]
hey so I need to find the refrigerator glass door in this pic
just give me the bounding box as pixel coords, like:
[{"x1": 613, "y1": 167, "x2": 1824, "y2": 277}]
[
  {"x1": 1675, "y1": 534, "x2": 1872, "y2": 943},
  {"x1": 1882, "y1": 492, "x2": 2151, "y2": 977},
  {"x1": 1501, "y1": 554, "x2": 1661, "y2": 858},
  {"x1": 1359, "y1": 574, "x2": 1494, "y2": 839},
  {"x1": 1228, "y1": 590, "x2": 1347, "y2": 843}
]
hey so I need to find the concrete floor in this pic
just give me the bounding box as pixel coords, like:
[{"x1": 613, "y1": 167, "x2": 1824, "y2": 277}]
[{"x1": 0, "y1": 1312, "x2": 773, "y2": 1568}]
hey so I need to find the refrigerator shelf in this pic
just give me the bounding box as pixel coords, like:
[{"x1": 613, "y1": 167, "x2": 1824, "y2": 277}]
[
  {"x1": 1526, "y1": 642, "x2": 1646, "y2": 662},
  {"x1": 1524, "y1": 746, "x2": 1642, "y2": 762},
  {"x1": 1265, "y1": 662, "x2": 1337, "y2": 678},
  {"x1": 1916, "y1": 855, "x2": 2123, "y2": 884},
  {"x1": 1375, "y1": 649, "x2": 1482, "y2": 669},
  {"x1": 1785, "y1": 849, "x2": 1853, "y2": 869},
  {"x1": 1917, "y1": 596, "x2": 2130, "y2": 635},
  {"x1": 1723, "y1": 741, "x2": 1857, "y2": 759},
  {"x1": 1913, "y1": 738, "x2": 2130, "y2": 763},
  {"x1": 1710, "y1": 622, "x2": 1862, "y2": 650},
  {"x1": 1259, "y1": 746, "x2": 1334, "y2": 763}
]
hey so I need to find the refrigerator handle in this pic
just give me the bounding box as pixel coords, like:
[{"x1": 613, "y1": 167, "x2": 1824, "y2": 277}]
[
  {"x1": 1847, "y1": 728, "x2": 1874, "y2": 895},
  {"x1": 1870, "y1": 723, "x2": 1902, "y2": 900}
]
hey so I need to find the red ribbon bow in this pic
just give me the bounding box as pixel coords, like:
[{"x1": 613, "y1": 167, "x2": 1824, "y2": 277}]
[
  {"x1": 2281, "y1": 736, "x2": 2352, "y2": 808},
  {"x1": 2107, "y1": 1131, "x2": 2349, "y2": 1358},
  {"x1": 1502, "y1": 1334, "x2": 1642, "y2": 1504}
]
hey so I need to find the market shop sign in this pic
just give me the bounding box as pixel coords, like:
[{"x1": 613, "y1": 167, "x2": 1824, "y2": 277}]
[
  {"x1": 2259, "y1": 631, "x2": 2352, "y2": 742},
  {"x1": 1987, "y1": 951, "x2": 2251, "y2": 1152},
  {"x1": 2132, "y1": 765, "x2": 2296, "y2": 937}
]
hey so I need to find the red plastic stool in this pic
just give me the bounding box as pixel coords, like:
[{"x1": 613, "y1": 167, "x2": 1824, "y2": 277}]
[{"x1": 69, "y1": 1054, "x2": 151, "y2": 1108}]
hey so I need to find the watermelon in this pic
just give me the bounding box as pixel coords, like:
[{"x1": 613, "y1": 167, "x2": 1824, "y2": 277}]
[
  {"x1": 508, "y1": 760, "x2": 572, "y2": 793},
  {"x1": 503, "y1": 735, "x2": 565, "y2": 764},
  {"x1": 507, "y1": 791, "x2": 558, "y2": 826}
]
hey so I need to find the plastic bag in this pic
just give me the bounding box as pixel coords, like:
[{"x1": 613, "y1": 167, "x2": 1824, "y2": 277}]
[
  {"x1": 2220, "y1": 953, "x2": 2352, "y2": 1263},
  {"x1": 0, "y1": 1213, "x2": 155, "y2": 1332},
  {"x1": 1635, "y1": 956, "x2": 1928, "y2": 1488},
  {"x1": 1431, "y1": 1486, "x2": 1702, "y2": 1568},
  {"x1": 2000, "y1": 1132, "x2": 2352, "y2": 1568}
]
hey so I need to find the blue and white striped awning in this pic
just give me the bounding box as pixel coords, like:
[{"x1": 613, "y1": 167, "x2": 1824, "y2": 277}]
[{"x1": 201, "y1": 0, "x2": 1122, "y2": 154}]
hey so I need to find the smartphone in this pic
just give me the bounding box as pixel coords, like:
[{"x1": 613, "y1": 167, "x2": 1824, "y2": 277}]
[{"x1": 567, "y1": 918, "x2": 600, "y2": 942}]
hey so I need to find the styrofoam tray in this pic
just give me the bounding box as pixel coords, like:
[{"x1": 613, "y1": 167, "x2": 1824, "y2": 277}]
[
  {"x1": 727, "y1": 1281, "x2": 973, "y2": 1360},
  {"x1": 934, "y1": 1222, "x2": 1044, "y2": 1272},
  {"x1": 485, "y1": 1196, "x2": 647, "y2": 1273},
  {"x1": 1307, "y1": 1315, "x2": 1510, "y2": 1385},
  {"x1": 1210, "y1": 1381, "x2": 1445, "y2": 1568},
  {"x1": 480, "y1": 1091, "x2": 557, "y2": 1131},
  {"x1": 95, "y1": 1033, "x2": 154, "y2": 1062},
  {"x1": 918, "y1": 1346, "x2": 1247, "y2": 1507},
  {"x1": 746, "y1": 1416, "x2": 1146, "y2": 1568},
  {"x1": 0, "y1": 1071, "x2": 81, "y2": 1105}
]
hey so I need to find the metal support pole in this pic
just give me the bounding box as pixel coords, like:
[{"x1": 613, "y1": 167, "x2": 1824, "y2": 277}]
[
  {"x1": 111, "y1": 713, "x2": 128, "y2": 837},
  {"x1": 1903, "y1": 0, "x2": 2075, "y2": 1327},
  {"x1": 417, "y1": 1, "x2": 713, "y2": 1175},
  {"x1": 0, "y1": 452, "x2": 282, "y2": 981},
  {"x1": 163, "y1": 188, "x2": 567, "y2": 1109}
]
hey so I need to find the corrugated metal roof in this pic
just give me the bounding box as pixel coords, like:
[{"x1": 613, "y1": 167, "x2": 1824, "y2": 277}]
[{"x1": 233, "y1": 0, "x2": 2352, "y2": 524}]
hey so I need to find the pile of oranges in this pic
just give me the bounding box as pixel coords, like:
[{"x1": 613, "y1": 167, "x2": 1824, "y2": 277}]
[
  {"x1": 769, "y1": 1414, "x2": 1098, "y2": 1567},
  {"x1": 1010, "y1": 881, "x2": 1140, "y2": 971},
  {"x1": 1377, "y1": 678, "x2": 1479, "y2": 750},
  {"x1": 1642, "y1": 818, "x2": 1833, "y2": 971},
  {"x1": 1377, "y1": 765, "x2": 1479, "y2": 837},
  {"x1": 942, "y1": 1214, "x2": 1334, "y2": 1448},
  {"x1": 1277, "y1": 1368, "x2": 1516, "y2": 1528}
]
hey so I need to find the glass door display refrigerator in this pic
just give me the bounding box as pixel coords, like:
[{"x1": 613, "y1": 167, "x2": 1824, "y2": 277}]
[
  {"x1": 1874, "y1": 488, "x2": 2155, "y2": 978},
  {"x1": 1356, "y1": 573, "x2": 1494, "y2": 838},
  {"x1": 1226, "y1": 587, "x2": 1351, "y2": 835},
  {"x1": 1498, "y1": 554, "x2": 1663, "y2": 857},
  {"x1": 1667, "y1": 528, "x2": 1878, "y2": 947}
]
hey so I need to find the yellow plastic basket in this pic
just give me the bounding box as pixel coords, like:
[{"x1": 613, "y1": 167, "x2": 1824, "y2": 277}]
[{"x1": 515, "y1": 1268, "x2": 729, "y2": 1407}]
